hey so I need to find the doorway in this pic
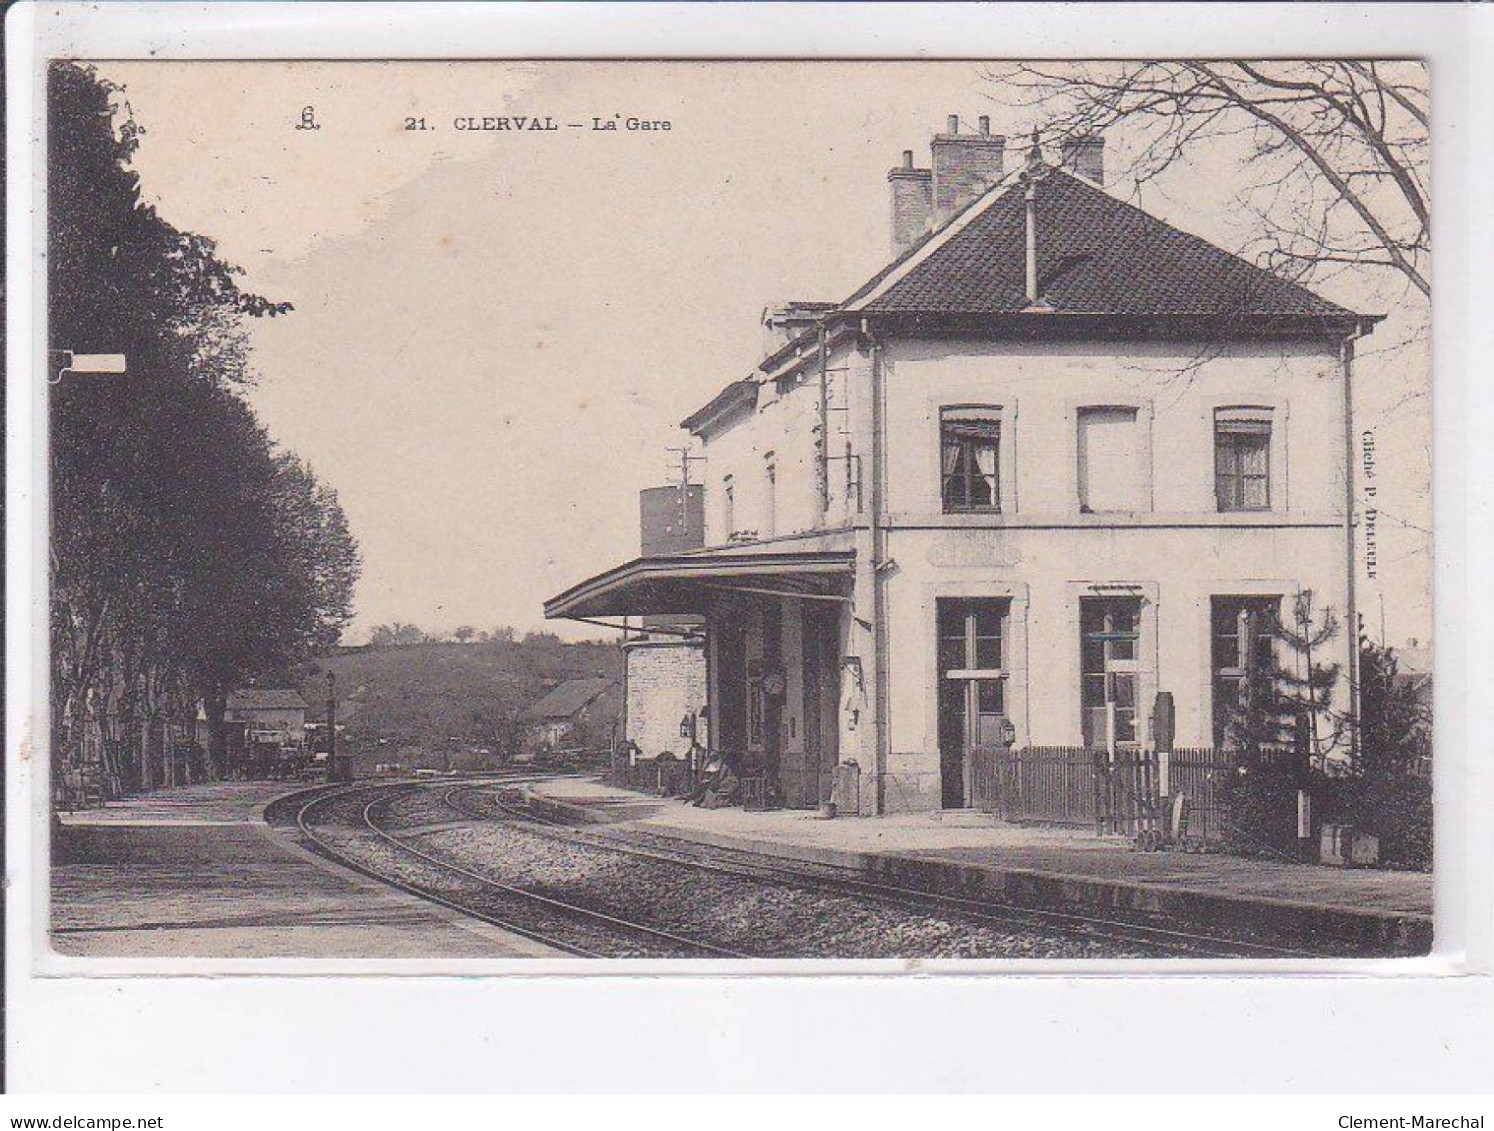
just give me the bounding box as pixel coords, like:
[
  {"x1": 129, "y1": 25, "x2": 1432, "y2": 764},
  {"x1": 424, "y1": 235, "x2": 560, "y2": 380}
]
[
  {"x1": 936, "y1": 599, "x2": 1011, "y2": 808},
  {"x1": 714, "y1": 619, "x2": 747, "y2": 772},
  {"x1": 1080, "y1": 596, "x2": 1142, "y2": 750},
  {"x1": 800, "y1": 603, "x2": 841, "y2": 806}
]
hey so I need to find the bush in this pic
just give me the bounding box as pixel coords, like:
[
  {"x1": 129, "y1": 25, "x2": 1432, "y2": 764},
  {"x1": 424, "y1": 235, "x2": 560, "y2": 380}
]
[
  {"x1": 1218, "y1": 756, "x2": 1430, "y2": 870},
  {"x1": 1218, "y1": 633, "x2": 1432, "y2": 872},
  {"x1": 1345, "y1": 773, "x2": 1432, "y2": 870},
  {"x1": 1217, "y1": 752, "x2": 1311, "y2": 859},
  {"x1": 1348, "y1": 635, "x2": 1433, "y2": 871}
]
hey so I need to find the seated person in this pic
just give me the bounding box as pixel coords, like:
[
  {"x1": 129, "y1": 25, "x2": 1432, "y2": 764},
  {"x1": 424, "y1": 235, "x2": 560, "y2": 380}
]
[{"x1": 689, "y1": 749, "x2": 741, "y2": 808}]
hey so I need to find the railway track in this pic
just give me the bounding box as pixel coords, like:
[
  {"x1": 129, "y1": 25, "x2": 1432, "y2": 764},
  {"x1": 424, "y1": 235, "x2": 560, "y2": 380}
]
[
  {"x1": 287, "y1": 779, "x2": 750, "y2": 959},
  {"x1": 442, "y1": 781, "x2": 1328, "y2": 960}
]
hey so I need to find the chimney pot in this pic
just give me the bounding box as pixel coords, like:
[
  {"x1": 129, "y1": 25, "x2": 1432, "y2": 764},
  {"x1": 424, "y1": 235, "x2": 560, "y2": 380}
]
[
  {"x1": 888, "y1": 153, "x2": 934, "y2": 255},
  {"x1": 930, "y1": 118, "x2": 1006, "y2": 222},
  {"x1": 1060, "y1": 133, "x2": 1105, "y2": 184},
  {"x1": 978, "y1": 115, "x2": 990, "y2": 135}
]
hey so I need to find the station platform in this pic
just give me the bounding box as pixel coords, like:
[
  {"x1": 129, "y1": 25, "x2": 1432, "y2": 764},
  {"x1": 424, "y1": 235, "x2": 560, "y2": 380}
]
[
  {"x1": 527, "y1": 776, "x2": 1435, "y2": 956},
  {"x1": 51, "y1": 783, "x2": 555, "y2": 959}
]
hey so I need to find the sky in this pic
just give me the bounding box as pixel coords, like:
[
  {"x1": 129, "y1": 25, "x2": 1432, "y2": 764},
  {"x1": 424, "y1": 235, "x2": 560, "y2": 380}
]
[{"x1": 97, "y1": 61, "x2": 1432, "y2": 649}]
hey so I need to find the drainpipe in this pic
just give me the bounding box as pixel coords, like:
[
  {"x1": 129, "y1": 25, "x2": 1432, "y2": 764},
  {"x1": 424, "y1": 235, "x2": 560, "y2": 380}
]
[
  {"x1": 864, "y1": 318, "x2": 889, "y2": 815},
  {"x1": 1024, "y1": 178, "x2": 1039, "y2": 305},
  {"x1": 818, "y1": 322, "x2": 830, "y2": 514},
  {"x1": 1341, "y1": 323, "x2": 1368, "y2": 768}
]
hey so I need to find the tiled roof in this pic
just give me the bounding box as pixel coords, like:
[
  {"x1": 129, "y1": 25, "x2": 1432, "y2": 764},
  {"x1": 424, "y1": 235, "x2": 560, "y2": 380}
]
[
  {"x1": 859, "y1": 167, "x2": 1358, "y2": 321},
  {"x1": 528, "y1": 677, "x2": 617, "y2": 721},
  {"x1": 226, "y1": 688, "x2": 307, "y2": 711}
]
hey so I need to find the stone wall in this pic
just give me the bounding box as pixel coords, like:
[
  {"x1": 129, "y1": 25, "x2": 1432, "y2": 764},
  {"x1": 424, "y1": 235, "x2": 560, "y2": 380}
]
[{"x1": 624, "y1": 635, "x2": 708, "y2": 762}]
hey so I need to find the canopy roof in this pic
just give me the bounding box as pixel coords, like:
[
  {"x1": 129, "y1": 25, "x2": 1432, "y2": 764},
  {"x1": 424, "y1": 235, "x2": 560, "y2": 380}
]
[{"x1": 544, "y1": 548, "x2": 855, "y2": 620}]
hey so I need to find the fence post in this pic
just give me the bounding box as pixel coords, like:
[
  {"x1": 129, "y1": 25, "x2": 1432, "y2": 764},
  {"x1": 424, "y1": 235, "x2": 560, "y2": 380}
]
[
  {"x1": 1297, "y1": 789, "x2": 1313, "y2": 861},
  {"x1": 1152, "y1": 691, "x2": 1175, "y2": 800},
  {"x1": 1093, "y1": 748, "x2": 1106, "y2": 835}
]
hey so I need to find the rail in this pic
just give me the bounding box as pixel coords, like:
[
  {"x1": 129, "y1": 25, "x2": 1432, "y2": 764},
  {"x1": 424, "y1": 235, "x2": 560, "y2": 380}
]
[{"x1": 443, "y1": 782, "x2": 1326, "y2": 960}]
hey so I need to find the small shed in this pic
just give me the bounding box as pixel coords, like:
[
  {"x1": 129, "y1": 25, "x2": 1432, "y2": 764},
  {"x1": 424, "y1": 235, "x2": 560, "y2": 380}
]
[
  {"x1": 525, "y1": 677, "x2": 620, "y2": 755},
  {"x1": 224, "y1": 689, "x2": 308, "y2": 773}
]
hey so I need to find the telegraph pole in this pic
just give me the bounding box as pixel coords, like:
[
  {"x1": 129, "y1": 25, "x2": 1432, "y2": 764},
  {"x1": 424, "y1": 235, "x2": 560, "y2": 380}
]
[
  {"x1": 664, "y1": 446, "x2": 706, "y2": 539},
  {"x1": 326, "y1": 670, "x2": 351, "y2": 782}
]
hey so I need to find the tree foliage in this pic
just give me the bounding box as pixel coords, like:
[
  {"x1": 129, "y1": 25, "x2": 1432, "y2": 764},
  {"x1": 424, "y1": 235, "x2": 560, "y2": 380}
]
[
  {"x1": 1347, "y1": 630, "x2": 1432, "y2": 868},
  {"x1": 1222, "y1": 590, "x2": 1342, "y2": 761},
  {"x1": 1218, "y1": 591, "x2": 1342, "y2": 857},
  {"x1": 367, "y1": 622, "x2": 433, "y2": 648},
  {"x1": 298, "y1": 634, "x2": 623, "y2": 768},
  {"x1": 49, "y1": 62, "x2": 359, "y2": 797}
]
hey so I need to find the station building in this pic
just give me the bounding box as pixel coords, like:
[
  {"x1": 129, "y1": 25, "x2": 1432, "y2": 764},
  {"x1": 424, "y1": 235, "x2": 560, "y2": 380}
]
[{"x1": 545, "y1": 118, "x2": 1378, "y2": 816}]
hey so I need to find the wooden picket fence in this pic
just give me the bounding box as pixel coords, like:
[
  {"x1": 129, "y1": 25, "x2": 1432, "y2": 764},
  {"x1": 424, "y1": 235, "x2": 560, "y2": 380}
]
[
  {"x1": 1163, "y1": 746, "x2": 1237, "y2": 842},
  {"x1": 979, "y1": 745, "x2": 1238, "y2": 841}
]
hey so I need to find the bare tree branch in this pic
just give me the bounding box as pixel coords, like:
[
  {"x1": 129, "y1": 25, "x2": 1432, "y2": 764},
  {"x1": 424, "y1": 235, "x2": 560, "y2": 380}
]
[{"x1": 984, "y1": 60, "x2": 1430, "y2": 300}]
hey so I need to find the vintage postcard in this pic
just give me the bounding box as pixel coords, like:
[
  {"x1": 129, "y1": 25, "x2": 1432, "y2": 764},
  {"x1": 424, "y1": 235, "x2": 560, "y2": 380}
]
[{"x1": 39, "y1": 56, "x2": 1433, "y2": 967}]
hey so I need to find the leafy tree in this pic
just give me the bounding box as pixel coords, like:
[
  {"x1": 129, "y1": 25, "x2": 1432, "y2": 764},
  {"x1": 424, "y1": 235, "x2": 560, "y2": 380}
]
[
  {"x1": 271, "y1": 454, "x2": 360, "y2": 654},
  {"x1": 49, "y1": 62, "x2": 357, "y2": 793},
  {"x1": 1222, "y1": 590, "x2": 1341, "y2": 760},
  {"x1": 1347, "y1": 629, "x2": 1432, "y2": 868},
  {"x1": 1357, "y1": 631, "x2": 1431, "y2": 778},
  {"x1": 366, "y1": 623, "x2": 428, "y2": 648},
  {"x1": 1219, "y1": 590, "x2": 1342, "y2": 856},
  {"x1": 453, "y1": 625, "x2": 475, "y2": 644}
]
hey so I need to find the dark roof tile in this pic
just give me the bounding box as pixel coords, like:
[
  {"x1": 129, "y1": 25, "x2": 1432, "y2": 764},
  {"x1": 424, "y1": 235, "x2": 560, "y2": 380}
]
[
  {"x1": 528, "y1": 677, "x2": 617, "y2": 721},
  {"x1": 227, "y1": 688, "x2": 308, "y2": 711},
  {"x1": 862, "y1": 168, "x2": 1357, "y2": 321}
]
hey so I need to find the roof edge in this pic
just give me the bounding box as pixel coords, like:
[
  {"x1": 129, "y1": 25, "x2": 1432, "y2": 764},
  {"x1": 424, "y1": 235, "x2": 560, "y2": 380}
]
[
  {"x1": 679, "y1": 378, "x2": 759, "y2": 435},
  {"x1": 544, "y1": 548, "x2": 857, "y2": 620}
]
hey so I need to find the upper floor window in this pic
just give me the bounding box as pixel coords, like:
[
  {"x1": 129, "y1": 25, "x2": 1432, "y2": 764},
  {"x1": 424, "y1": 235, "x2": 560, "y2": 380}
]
[
  {"x1": 941, "y1": 408, "x2": 1000, "y2": 513},
  {"x1": 1215, "y1": 408, "x2": 1272, "y2": 512},
  {"x1": 1077, "y1": 406, "x2": 1142, "y2": 513}
]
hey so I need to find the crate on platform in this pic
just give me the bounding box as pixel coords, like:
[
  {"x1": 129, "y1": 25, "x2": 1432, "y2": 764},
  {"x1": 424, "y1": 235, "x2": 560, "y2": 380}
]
[
  {"x1": 1320, "y1": 823, "x2": 1381, "y2": 867},
  {"x1": 741, "y1": 774, "x2": 781, "y2": 812},
  {"x1": 653, "y1": 752, "x2": 690, "y2": 797}
]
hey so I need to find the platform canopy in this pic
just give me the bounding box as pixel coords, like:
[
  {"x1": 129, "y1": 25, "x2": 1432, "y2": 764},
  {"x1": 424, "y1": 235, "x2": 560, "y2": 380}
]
[{"x1": 543, "y1": 548, "x2": 855, "y2": 621}]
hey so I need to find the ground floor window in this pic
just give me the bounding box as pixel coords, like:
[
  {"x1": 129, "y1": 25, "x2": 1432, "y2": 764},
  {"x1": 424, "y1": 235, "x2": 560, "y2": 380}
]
[
  {"x1": 1211, "y1": 595, "x2": 1280, "y2": 747},
  {"x1": 936, "y1": 598, "x2": 1010, "y2": 808},
  {"x1": 1080, "y1": 596, "x2": 1141, "y2": 749}
]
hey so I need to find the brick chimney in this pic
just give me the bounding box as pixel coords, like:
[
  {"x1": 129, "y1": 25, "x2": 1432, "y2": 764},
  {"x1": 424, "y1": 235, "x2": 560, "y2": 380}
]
[
  {"x1": 931, "y1": 114, "x2": 1006, "y2": 222},
  {"x1": 887, "y1": 149, "x2": 933, "y2": 256},
  {"x1": 1060, "y1": 134, "x2": 1105, "y2": 185}
]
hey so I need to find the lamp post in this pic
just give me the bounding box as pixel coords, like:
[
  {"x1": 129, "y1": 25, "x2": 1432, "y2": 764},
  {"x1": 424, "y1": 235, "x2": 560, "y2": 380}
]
[{"x1": 326, "y1": 670, "x2": 352, "y2": 783}]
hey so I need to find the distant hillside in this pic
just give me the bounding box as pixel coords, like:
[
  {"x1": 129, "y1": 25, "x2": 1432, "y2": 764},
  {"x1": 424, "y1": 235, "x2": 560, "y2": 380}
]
[{"x1": 294, "y1": 634, "x2": 622, "y2": 769}]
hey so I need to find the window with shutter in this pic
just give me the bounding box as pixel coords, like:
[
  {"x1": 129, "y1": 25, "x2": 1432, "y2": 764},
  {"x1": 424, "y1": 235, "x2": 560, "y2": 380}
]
[{"x1": 1076, "y1": 406, "x2": 1142, "y2": 513}]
